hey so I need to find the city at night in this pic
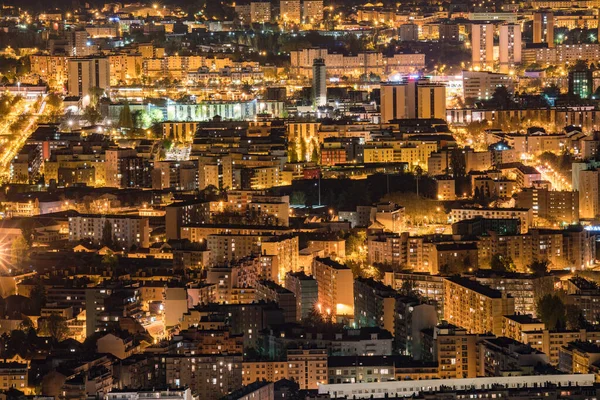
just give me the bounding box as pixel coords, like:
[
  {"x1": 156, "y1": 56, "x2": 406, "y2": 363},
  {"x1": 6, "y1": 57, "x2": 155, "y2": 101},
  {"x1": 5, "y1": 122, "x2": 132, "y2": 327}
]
[{"x1": 0, "y1": 0, "x2": 598, "y2": 398}]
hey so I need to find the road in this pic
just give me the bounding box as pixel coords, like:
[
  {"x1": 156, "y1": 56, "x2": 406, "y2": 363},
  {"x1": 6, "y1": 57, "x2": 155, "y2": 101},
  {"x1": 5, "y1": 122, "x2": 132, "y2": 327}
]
[
  {"x1": 0, "y1": 99, "x2": 45, "y2": 180},
  {"x1": 536, "y1": 163, "x2": 572, "y2": 191}
]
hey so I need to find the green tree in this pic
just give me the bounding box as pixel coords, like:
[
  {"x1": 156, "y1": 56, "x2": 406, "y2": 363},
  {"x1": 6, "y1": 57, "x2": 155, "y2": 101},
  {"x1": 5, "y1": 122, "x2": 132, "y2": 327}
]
[
  {"x1": 528, "y1": 259, "x2": 550, "y2": 276},
  {"x1": 10, "y1": 236, "x2": 29, "y2": 266},
  {"x1": 88, "y1": 87, "x2": 105, "y2": 108},
  {"x1": 101, "y1": 220, "x2": 113, "y2": 247},
  {"x1": 288, "y1": 139, "x2": 299, "y2": 162},
  {"x1": 101, "y1": 250, "x2": 119, "y2": 273},
  {"x1": 290, "y1": 191, "x2": 306, "y2": 206},
  {"x1": 38, "y1": 314, "x2": 69, "y2": 342},
  {"x1": 83, "y1": 106, "x2": 101, "y2": 124},
  {"x1": 149, "y1": 108, "x2": 164, "y2": 124},
  {"x1": 490, "y1": 253, "x2": 515, "y2": 272},
  {"x1": 118, "y1": 103, "x2": 134, "y2": 130},
  {"x1": 134, "y1": 110, "x2": 152, "y2": 129},
  {"x1": 399, "y1": 280, "x2": 418, "y2": 297},
  {"x1": 300, "y1": 139, "x2": 308, "y2": 162},
  {"x1": 28, "y1": 280, "x2": 46, "y2": 313},
  {"x1": 21, "y1": 226, "x2": 34, "y2": 248},
  {"x1": 449, "y1": 148, "x2": 466, "y2": 177},
  {"x1": 565, "y1": 304, "x2": 587, "y2": 330},
  {"x1": 488, "y1": 86, "x2": 514, "y2": 109},
  {"x1": 536, "y1": 294, "x2": 566, "y2": 330},
  {"x1": 345, "y1": 230, "x2": 367, "y2": 257},
  {"x1": 310, "y1": 140, "x2": 320, "y2": 163}
]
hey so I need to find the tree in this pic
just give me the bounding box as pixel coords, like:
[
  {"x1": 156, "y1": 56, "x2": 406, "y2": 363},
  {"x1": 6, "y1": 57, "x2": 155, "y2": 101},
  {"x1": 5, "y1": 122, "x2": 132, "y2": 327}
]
[
  {"x1": 488, "y1": 86, "x2": 514, "y2": 109},
  {"x1": 28, "y1": 280, "x2": 46, "y2": 314},
  {"x1": 310, "y1": 140, "x2": 319, "y2": 163},
  {"x1": 101, "y1": 220, "x2": 113, "y2": 247},
  {"x1": 565, "y1": 304, "x2": 587, "y2": 330},
  {"x1": 290, "y1": 191, "x2": 306, "y2": 206},
  {"x1": 449, "y1": 148, "x2": 466, "y2": 177},
  {"x1": 300, "y1": 139, "x2": 308, "y2": 162},
  {"x1": 101, "y1": 251, "x2": 119, "y2": 274},
  {"x1": 149, "y1": 108, "x2": 164, "y2": 125},
  {"x1": 288, "y1": 139, "x2": 299, "y2": 162},
  {"x1": 134, "y1": 110, "x2": 152, "y2": 129},
  {"x1": 490, "y1": 253, "x2": 515, "y2": 272},
  {"x1": 21, "y1": 226, "x2": 34, "y2": 248},
  {"x1": 38, "y1": 314, "x2": 69, "y2": 342},
  {"x1": 11, "y1": 236, "x2": 29, "y2": 266},
  {"x1": 88, "y1": 87, "x2": 105, "y2": 108},
  {"x1": 536, "y1": 294, "x2": 566, "y2": 330},
  {"x1": 542, "y1": 84, "x2": 561, "y2": 98},
  {"x1": 399, "y1": 280, "x2": 418, "y2": 297},
  {"x1": 345, "y1": 230, "x2": 367, "y2": 257},
  {"x1": 83, "y1": 106, "x2": 101, "y2": 124},
  {"x1": 528, "y1": 260, "x2": 550, "y2": 276},
  {"x1": 118, "y1": 103, "x2": 134, "y2": 130}
]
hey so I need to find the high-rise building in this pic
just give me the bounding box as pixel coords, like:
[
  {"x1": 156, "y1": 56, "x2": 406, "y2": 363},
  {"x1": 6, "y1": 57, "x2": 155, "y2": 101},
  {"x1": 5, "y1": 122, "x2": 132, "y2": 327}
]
[
  {"x1": 579, "y1": 169, "x2": 600, "y2": 219},
  {"x1": 67, "y1": 57, "x2": 110, "y2": 97},
  {"x1": 285, "y1": 271, "x2": 318, "y2": 321},
  {"x1": 380, "y1": 79, "x2": 447, "y2": 122},
  {"x1": 439, "y1": 22, "x2": 460, "y2": 42},
  {"x1": 280, "y1": 0, "x2": 301, "y2": 23},
  {"x1": 533, "y1": 11, "x2": 554, "y2": 47},
  {"x1": 313, "y1": 257, "x2": 354, "y2": 318},
  {"x1": 568, "y1": 69, "x2": 593, "y2": 99},
  {"x1": 399, "y1": 23, "x2": 419, "y2": 41},
  {"x1": 69, "y1": 29, "x2": 91, "y2": 57},
  {"x1": 302, "y1": 0, "x2": 324, "y2": 24},
  {"x1": 105, "y1": 148, "x2": 137, "y2": 188},
  {"x1": 443, "y1": 277, "x2": 515, "y2": 336},
  {"x1": 250, "y1": 1, "x2": 271, "y2": 23},
  {"x1": 471, "y1": 23, "x2": 494, "y2": 70},
  {"x1": 515, "y1": 187, "x2": 579, "y2": 225},
  {"x1": 499, "y1": 23, "x2": 522, "y2": 74},
  {"x1": 312, "y1": 58, "x2": 327, "y2": 107}
]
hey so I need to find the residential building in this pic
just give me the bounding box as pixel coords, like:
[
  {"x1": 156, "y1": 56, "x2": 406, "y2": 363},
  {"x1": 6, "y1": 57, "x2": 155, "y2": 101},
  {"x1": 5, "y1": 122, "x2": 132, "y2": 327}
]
[
  {"x1": 533, "y1": 11, "x2": 555, "y2": 47},
  {"x1": 313, "y1": 257, "x2": 354, "y2": 318},
  {"x1": 285, "y1": 271, "x2": 318, "y2": 321},
  {"x1": 380, "y1": 79, "x2": 446, "y2": 122},
  {"x1": 67, "y1": 57, "x2": 110, "y2": 97},
  {"x1": 499, "y1": 23, "x2": 522, "y2": 74},
  {"x1": 68, "y1": 214, "x2": 150, "y2": 249},
  {"x1": 471, "y1": 23, "x2": 494, "y2": 70},
  {"x1": 443, "y1": 277, "x2": 515, "y2": 336}
]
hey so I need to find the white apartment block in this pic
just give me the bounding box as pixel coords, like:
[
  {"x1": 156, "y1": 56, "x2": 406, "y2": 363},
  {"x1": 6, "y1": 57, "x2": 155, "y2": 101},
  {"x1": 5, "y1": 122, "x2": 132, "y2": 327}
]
[
  {"x1": 290, "y1": 49, "x2": 425, "y2": 79},
  {"x1": 69, "y1": 214, "x2": 150, "y2": 249}
]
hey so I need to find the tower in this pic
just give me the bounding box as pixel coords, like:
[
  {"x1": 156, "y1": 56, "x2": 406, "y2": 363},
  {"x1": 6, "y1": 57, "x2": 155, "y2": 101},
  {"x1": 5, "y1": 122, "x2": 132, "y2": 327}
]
[
  {"x1": 312, "y1": 58, "x2": 326, "y2": 107},
  {"x1": 471, "y1": 23, "x2": 494, "y2": 71},
  {"x1": 499, "y1": 23, "x2": 522, "y2": 74},
  {"x1": 534, "y1": 11, "x2": 554, "y2": 47}
]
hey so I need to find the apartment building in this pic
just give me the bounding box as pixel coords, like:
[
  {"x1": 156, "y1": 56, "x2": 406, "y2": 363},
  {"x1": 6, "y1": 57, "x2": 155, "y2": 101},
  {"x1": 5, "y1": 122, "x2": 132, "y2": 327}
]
[
  {"x1": 67, "y1": 57, "x2": 110, "y2": 97},
  {"x1": 68, "y1": 214, "x2": 150, "y2": 249},
  {"x1": 522, "y1": 329, "x2": 600, "y2": 364},
  {"x1": 502, "y1": 314, "x2": 546, "y2": 342},
  {"x1": 449, "y1": 207, "x2": 531, "y2": 233},
  {"x1": 289, "y1": 48, "x2": 425, "y2": 78},
  {"x1": 284, "y1": 271, "x2": 318, "y2": 321},
  {"x1": 242, "y1": 348, "x2": 327, "y2": 389},
  {"x1": 313, "y1": 257, "x2": 354, "y2": 318},
  {"x1": 471, "y1": 23, "x2": 494, "y2": 70},
  {"x1": 443, "y1": 277, "x2": 515, "y2": 336}
]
